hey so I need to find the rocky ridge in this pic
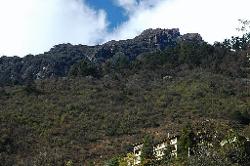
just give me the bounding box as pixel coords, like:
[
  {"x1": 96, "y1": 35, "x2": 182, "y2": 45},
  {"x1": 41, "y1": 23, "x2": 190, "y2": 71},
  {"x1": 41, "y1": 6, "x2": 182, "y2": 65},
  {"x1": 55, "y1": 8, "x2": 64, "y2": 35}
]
[{"x1": 0, "y1": 28, "x2": 203, "y2": 85}]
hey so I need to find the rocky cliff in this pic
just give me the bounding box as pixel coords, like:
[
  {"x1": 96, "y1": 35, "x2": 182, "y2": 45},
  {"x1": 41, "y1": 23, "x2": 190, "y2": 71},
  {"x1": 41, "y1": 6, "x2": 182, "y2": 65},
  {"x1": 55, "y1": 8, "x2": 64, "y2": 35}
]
[{"x1": 0, "y1": 28, "x2": 203, "y2": 85}]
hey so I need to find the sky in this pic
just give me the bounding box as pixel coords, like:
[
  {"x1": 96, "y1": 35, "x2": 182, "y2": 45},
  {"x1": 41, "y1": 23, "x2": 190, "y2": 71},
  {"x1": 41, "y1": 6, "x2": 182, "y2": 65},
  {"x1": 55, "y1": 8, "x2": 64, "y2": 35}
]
[{"x1": 0, "y1": 0, "x2": 250, "y2": 57}]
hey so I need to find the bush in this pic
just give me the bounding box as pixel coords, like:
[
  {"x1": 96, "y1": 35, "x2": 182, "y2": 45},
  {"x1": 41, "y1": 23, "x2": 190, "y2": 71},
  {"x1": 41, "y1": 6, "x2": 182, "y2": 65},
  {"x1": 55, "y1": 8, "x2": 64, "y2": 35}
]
[
  {"x1": 69, "y1": 60, "x2": 99, "y2": 77},
  {"x1": 231, "y1": 111, "x2": 250, "y2": 125}
]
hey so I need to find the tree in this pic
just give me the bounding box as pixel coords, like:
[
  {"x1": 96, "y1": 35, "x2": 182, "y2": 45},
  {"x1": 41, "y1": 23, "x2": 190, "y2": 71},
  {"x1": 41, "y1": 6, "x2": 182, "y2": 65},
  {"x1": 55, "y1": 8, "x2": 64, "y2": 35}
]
[
  {"x1": 178, "y1": 124, "x2": 196, "y2": 158},
  {"x1": 0, "y1": 88, "x2": 8, "y2": 98},
  {"x1": 112, "y1": 52, "x2": 130, "y2": 70},
  {"x1": 231, "y1": 110, "x2": 250, "y2": 125},
  {"x1": 223, "y1": 19, "x2": 250, "y2": 51},
  {"x1": 65, "y1": 160, "x2": 73, "y2": 166},
  {"x1": 103, "y1": 52, "x2": 130, "y2": 74},
  {"x1": 141, "y1": 135, "x2": 154, "y2": 165},
  {"x1": 69, "y1": 60, "x2": 99, "y2": 77},
  {"x1": 105, "y1": 156, "x2": 120, "y2": 166},
  {"x1": 237, "y1": 19, "x2": 250, "y2": 34},
  {"x1": 161, "y1": 146, "x2": 173, "y2": 165},
  {"x1": 23, "y1": 80, "x2": 41, "y2": 95},
  {"x1": 188, "y1": 144, "x2": 232, "y2": 166},
  {"x1": 32, "y1": 151, "x2": 54, "y2": 166},
  {"x1": 222, "y1": 133, "x2": 250, "y2": 166},
  {"x1": 22, "y1": 69, "x2": 42, "y2": 95},
  {"x1": 118, "y1": 153, "x2": 136, "y2": 166}
]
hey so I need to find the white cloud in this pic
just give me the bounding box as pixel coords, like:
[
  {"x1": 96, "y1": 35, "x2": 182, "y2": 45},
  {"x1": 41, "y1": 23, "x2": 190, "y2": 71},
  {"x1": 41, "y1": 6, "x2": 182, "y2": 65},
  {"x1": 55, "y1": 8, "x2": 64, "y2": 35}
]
[
  {"x1": 114, "y1": 0, "x2": 138, "y2": 12},
  {"x1": 113, "y1": 0, "x2": 161, "y2": 13},
  {"x1": 110, "y1": 0, "x2": 250, "y2": 44},
  {"x1": 1, "y1": 0, "x2": 250, "y2": 57},
  {"x1": 0, "y1": 0, "x2": 108, "y2": 56}
]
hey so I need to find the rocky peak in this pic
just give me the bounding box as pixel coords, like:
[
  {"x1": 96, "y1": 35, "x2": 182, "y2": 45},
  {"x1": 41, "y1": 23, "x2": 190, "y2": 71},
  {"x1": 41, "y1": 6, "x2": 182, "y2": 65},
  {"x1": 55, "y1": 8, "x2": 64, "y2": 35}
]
[
  {"x1": 0, "y1": 28, "x2": 205, "y2": 85},
  {"x1": 136, "y1": 28, "x2": 181, "y2": 43},
  {"x1": 97, "y1": 28, "x2": 182, "y2": 60},
  {"x1": 180, "y1": 33, "x2": 203, "y2": 42},
  {"x1": 139, "y1": 28, "x2": 180, "y2": 37}
]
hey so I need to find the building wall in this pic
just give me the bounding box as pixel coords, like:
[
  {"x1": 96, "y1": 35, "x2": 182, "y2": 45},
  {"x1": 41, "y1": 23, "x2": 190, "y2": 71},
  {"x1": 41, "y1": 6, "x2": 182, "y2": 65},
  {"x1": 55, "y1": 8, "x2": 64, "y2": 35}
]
[
  {"x1": 133, "y1": 144, "x2": 143, "y2": 165},
  {"x1": 133, "y1": 136, "x2": 178, "y2": 165}
]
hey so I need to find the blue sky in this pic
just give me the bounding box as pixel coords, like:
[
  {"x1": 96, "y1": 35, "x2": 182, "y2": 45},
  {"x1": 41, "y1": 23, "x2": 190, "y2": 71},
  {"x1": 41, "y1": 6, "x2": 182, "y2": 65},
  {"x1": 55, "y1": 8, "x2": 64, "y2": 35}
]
[
  {"x1": 0, "y1": 0, "x2": 249, "y2": 56},
  {"x1": 85, "y1": 0, "x2": 128, "y2": 31}
]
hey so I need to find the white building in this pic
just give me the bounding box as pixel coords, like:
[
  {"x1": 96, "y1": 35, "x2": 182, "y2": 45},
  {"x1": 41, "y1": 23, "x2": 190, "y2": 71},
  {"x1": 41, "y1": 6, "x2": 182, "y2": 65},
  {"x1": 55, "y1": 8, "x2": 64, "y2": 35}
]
[
  {"x1": 133, "y1": 143, "x2": 143, "y2": 165},
  {"x1": 133, "y1": 135, "x2": 178, "y2": 165}
]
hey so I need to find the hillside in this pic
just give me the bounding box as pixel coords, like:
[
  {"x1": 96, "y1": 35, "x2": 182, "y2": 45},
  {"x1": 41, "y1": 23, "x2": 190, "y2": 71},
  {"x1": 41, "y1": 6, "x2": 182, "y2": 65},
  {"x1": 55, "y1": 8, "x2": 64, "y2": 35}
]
[{"x1": 0, "y1": 29, "x2": 250, "y2": 165}]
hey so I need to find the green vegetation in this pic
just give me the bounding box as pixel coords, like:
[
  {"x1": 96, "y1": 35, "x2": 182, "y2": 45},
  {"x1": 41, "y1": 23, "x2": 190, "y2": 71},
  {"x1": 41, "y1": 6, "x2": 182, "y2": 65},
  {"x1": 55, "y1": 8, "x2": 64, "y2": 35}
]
[
  {"x1": 69, "y1": 59, "x2": 100, "y2": 77},
  {"x1": 141, "y1": 135, "x2": 154, "y2": 165},
  {"x1": 0, "y1": 28, "x2": 250, "y2": 165},
  {"x1": 177, "y1": 124, "x2": 195, "y2": 158}
]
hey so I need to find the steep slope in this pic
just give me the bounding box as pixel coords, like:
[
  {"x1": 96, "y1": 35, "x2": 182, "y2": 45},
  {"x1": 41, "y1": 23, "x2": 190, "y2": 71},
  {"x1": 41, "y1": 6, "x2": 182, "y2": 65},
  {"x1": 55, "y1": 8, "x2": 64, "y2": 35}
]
[
  {"x1": 0, "y1": 68, "x2": 249, "y2": 165},
  {"x1": 0, "y1": 28, "x2": 249, "y2": 165},
  {"x1": 0, "y1": 28, "x2": 202, "y2": 86}
]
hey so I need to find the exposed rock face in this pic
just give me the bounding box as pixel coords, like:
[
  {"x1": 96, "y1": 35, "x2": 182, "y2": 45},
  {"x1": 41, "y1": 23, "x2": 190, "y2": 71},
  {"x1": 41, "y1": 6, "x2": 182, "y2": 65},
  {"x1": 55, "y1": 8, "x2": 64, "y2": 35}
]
[
  {"x1": 180, "y1": 33, "x2": 203, "y2": 42},
  {"x1": 95, "y1": 28, "x2": 181, "y2": 60},
  {"x1": 135, "y1": 28, "x2": 180, "y2": 44},
  {"x1": 0, "y1": 28, "x2": 203, "y2": 85}
]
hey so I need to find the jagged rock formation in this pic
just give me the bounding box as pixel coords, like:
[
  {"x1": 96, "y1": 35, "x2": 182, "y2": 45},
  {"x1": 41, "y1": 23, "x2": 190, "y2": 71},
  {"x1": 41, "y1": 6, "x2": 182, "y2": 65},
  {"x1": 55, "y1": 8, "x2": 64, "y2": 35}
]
[
  {"x1": 181, "y1": 33, "x2": 203, "y2": 42},
  {"x1": 0, "y1": 28, "x2": 203, "y2": 85}
]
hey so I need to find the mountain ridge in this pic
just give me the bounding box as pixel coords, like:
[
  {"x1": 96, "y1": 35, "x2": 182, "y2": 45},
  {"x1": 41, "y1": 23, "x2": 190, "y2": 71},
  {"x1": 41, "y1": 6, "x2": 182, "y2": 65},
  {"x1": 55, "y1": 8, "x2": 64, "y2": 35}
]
[{"x1": 0, "y1": 28, "x2": 203, "y2": 85}]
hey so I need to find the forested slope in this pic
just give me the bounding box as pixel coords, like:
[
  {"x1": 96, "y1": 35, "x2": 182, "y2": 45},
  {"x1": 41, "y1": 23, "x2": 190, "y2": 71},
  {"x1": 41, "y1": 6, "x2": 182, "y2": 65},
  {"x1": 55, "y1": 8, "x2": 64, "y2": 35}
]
[{"x1": 0, "y1": 29, "x2": 250, "y2": 165}]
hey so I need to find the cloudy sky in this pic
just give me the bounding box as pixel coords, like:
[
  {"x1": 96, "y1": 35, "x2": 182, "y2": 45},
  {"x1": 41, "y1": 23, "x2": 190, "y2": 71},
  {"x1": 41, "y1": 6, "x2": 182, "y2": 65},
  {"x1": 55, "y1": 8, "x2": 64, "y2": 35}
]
[{"x1": 0, "y1": 0, "x2": 250, "y2": 56}]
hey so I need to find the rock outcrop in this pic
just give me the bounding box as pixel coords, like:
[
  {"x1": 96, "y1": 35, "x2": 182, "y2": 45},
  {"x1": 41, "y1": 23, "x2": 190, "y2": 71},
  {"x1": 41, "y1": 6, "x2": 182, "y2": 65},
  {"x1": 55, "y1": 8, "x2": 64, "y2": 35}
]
[{"x1": 0, "y1": 28, "x2": 203, "y2": 85}]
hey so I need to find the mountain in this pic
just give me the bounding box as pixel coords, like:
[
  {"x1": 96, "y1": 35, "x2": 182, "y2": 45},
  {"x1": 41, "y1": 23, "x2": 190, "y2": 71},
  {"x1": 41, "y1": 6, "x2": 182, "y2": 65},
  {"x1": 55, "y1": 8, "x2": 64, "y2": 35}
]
[
  {"x1": 0, "y1": 28, "x2": 203, "y2": 86},
  {"x1": 0, "y1": 28, "x2": 250, "y2": 165}
]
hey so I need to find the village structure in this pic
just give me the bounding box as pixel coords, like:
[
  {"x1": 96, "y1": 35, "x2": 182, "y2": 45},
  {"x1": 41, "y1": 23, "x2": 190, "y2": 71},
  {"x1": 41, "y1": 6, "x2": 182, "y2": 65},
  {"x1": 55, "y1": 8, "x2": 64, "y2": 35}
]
[
  {"x1": 131, "y1": 131, "x2": 250, "y2": 165},
  {"x1": 133, "y1": 134, "x2": 178, "y2": 165}
]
